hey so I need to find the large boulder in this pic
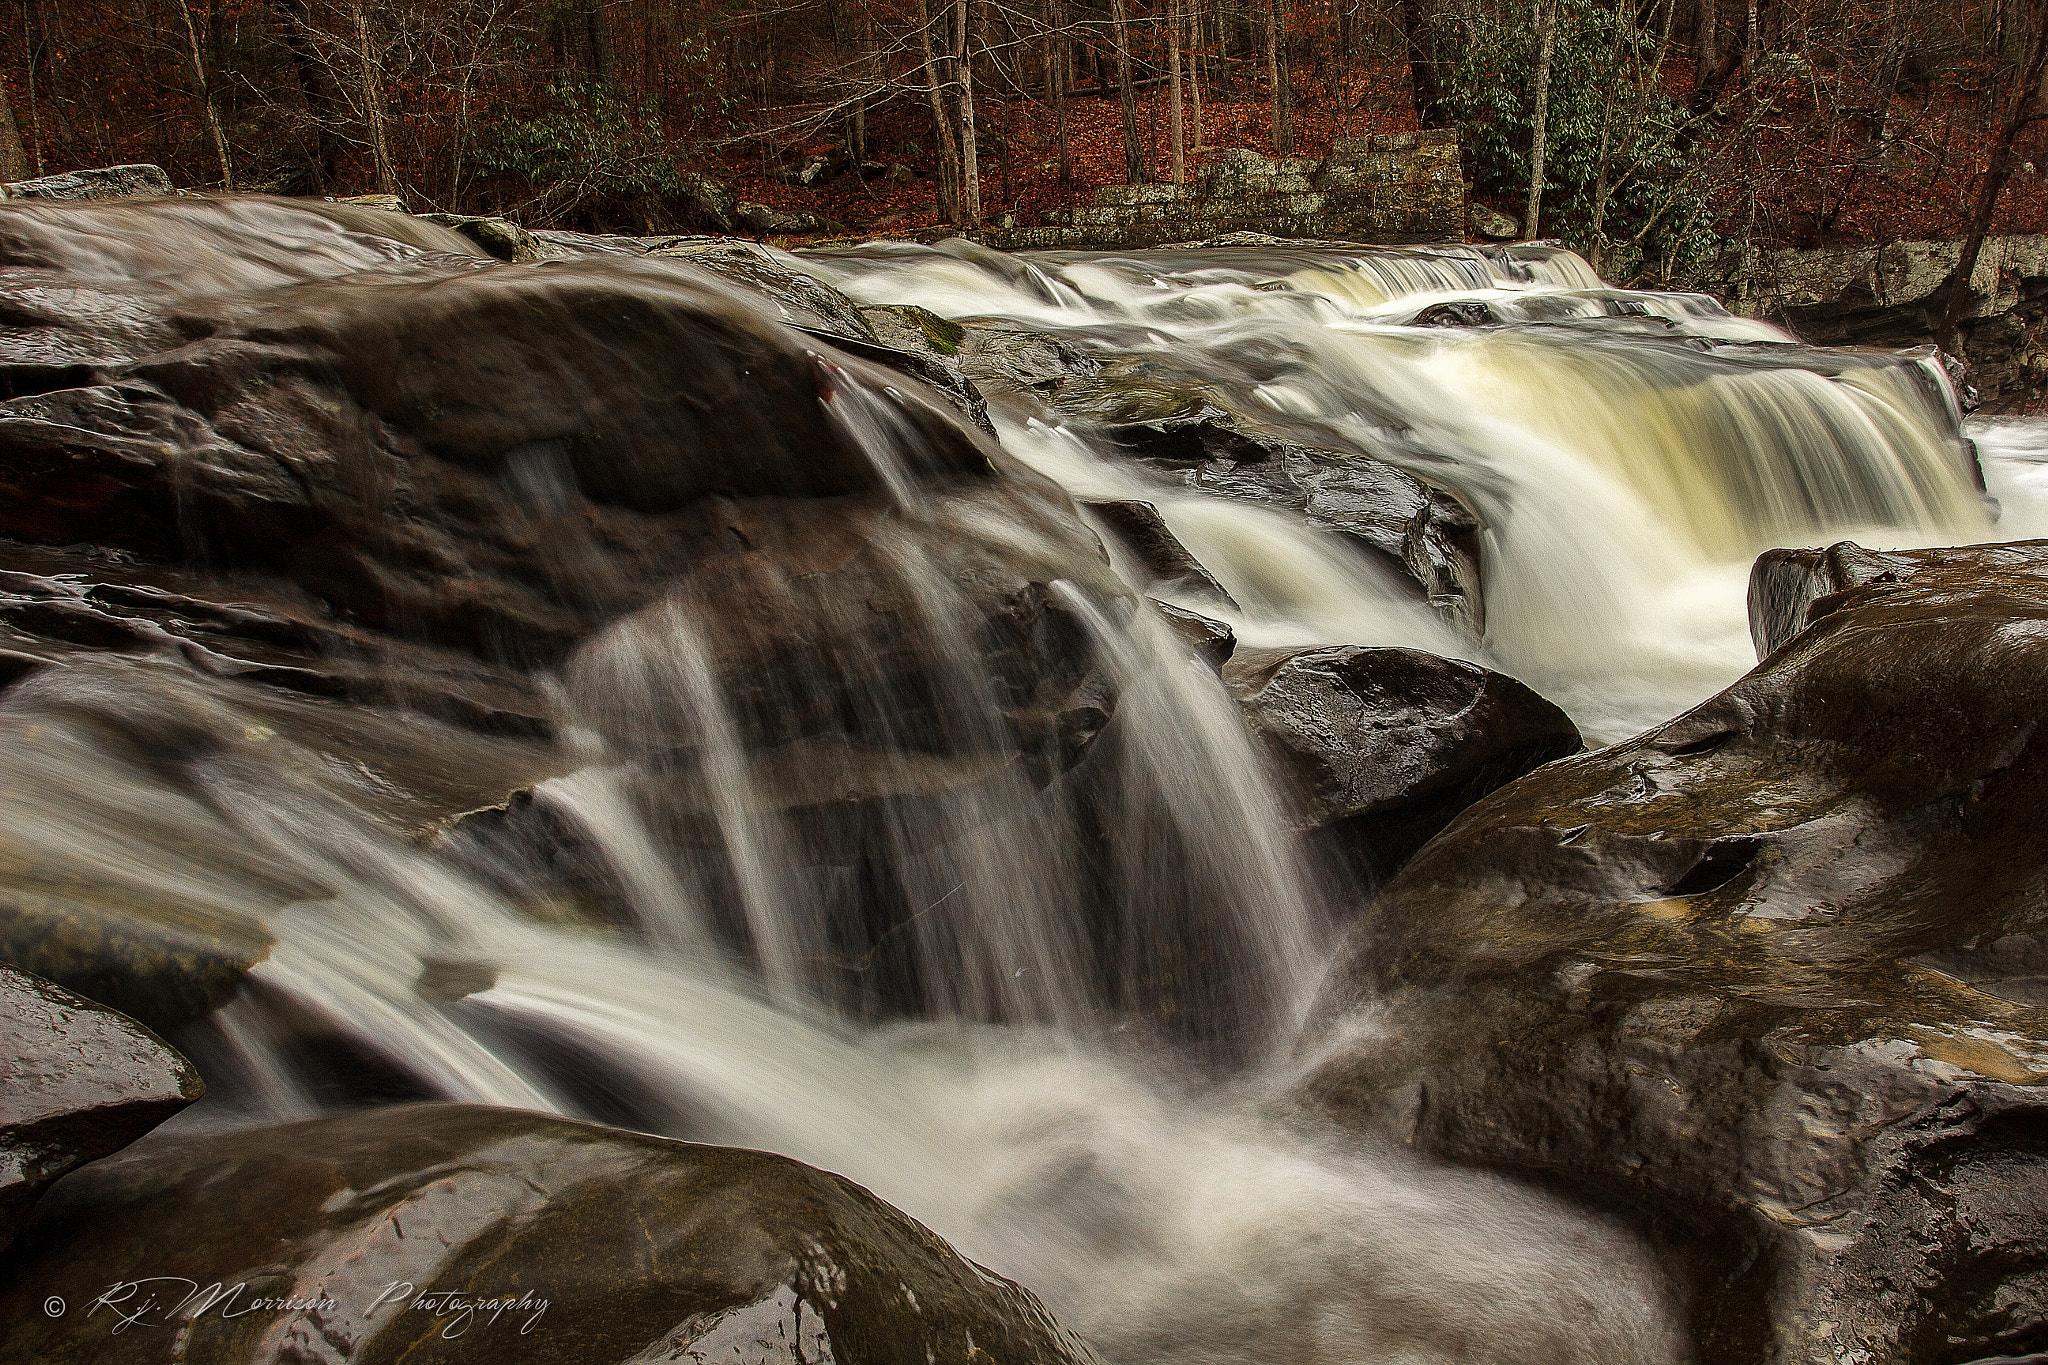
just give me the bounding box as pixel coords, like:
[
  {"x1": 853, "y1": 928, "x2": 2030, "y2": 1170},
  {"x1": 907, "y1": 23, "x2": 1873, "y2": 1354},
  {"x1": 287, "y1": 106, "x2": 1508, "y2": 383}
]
[
  {"x1": 0, "y1": 966, "x2": 201, "y2": 1252},
  {"x1": 1300, "y1": 539, "x2": 2048, "y2": 1363},
  {"x1": 0, "y1": 164, "x2": 173, "y2": 202},
  {"x1": 0, "y1": 196, "x2": 1130, "y2": 1029},
  {"x1": 1226, "y1": 645, "x2": 1579, "y2": 878},
  {"x1": 0, "y1": 202, "x2": 999, "y2": 666},
  {"x1": 0, "y1": 1103, "x2": 1099, "y2": 1365}
]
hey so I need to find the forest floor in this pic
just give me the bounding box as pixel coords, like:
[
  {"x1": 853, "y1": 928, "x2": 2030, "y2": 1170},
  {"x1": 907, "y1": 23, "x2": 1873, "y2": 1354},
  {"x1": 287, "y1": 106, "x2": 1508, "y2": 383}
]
[{"x1": 700, "y1": 61, "x2": 2048, "y2": 257}]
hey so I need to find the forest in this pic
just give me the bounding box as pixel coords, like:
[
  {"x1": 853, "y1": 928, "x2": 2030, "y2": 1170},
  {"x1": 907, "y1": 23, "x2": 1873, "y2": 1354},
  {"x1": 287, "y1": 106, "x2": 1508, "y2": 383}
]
[{"x1": 4, "y1": 0, "x2": 2048, "y2": 286}]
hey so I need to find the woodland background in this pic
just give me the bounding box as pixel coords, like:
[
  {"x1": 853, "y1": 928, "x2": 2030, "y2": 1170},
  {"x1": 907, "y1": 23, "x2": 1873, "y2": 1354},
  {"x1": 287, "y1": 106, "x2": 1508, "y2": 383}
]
[{"x1": 3, "y1": 0, "x2": 2048, "y2": 289}]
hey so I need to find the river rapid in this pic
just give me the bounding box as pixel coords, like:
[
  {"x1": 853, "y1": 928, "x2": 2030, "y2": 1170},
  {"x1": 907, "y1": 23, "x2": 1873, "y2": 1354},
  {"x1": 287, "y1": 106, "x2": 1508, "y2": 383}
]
[{"x1": 12, "y1": 216, "x2": 2039, "y2": 1364}]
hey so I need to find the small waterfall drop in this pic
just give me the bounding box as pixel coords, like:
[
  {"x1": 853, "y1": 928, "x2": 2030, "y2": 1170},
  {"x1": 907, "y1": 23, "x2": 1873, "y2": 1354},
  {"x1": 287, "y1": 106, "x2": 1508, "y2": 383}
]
[{"x1": 806, "y1": 240, "x2": 1991, "y2": 741}]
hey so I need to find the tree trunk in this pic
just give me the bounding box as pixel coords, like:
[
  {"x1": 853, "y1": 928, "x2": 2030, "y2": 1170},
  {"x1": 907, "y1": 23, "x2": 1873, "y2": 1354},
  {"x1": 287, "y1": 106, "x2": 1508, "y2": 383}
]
[
  {"x1": 1189, "y1": 0, "x2": 1206, "y2": 149},
  {"x1": 1694, "y1": 0, "x2": 1718, "y2": 72},
  {"x1": 178, "y1": 0, "x2": 234, "y2": 189},
  {"x1": 920, "y1": 0, "x2": 962, "y2": 222},
  {"x1": 1936, "y1": 0, "x2": 2048, "y2": 355},
  {"x1": 1524, "y1": 0, "x2": 1556, "y2": 240},
  {"x1": 1112, "y1": 0, "x2": 1144, "y2": 180},
  {"x1": 1048, "y1": 0, "x2": 1073, "y2": 184},
  {"x1": 26, "y1": 1, "x2": 78, "y2": 161},
  {"x1": 0, "y1": 77, "x2": 28, "y2": 182},
  {"x1": 1169, "y1": 0, "x2": 1186, "y2": 182},
  {"x1": 350, "y1": 0, "x2": 397, "y2": 196},
  {"x1": 1400, "y1": 0, "x2": 1445, "y2": 127},
  {"x1": 955, "y1": 0, "x2": 983, "y2": 222},
  {"x1": 583, "y1": 0, "x2": 615, "y2": 82},
  {"x1": 1265, "y1": 0, "x2": 1282, "y2": 152},
  {"x1": 276, "y1": 0, "x2": 347, "y2": 192}
]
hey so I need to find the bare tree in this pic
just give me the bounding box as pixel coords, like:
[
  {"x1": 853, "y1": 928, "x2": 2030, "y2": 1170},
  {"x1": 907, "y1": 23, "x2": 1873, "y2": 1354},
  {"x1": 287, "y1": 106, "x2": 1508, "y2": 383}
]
[
  {"x1": 954, "y1": 0, "x2": 982, "y2": 221},
  {"x1": 1168, "y1": 0, "x2": 1185, "y2": 181},
  {"x1": 177, "y1": 0, "x2": 235, "y2": 187},
  {"x1": 0, "y1": 77, "x2": 27, "y2": 181},
  {"x1": 1524, "y1": 0, "x2": 1556, "y2": 237},
  {"x1": 1937, "y1": 0, "x2": 2048, "y2": 353},
  {"x1": 1112, "y1": 0, "x2": 1144, "y2": 179}
]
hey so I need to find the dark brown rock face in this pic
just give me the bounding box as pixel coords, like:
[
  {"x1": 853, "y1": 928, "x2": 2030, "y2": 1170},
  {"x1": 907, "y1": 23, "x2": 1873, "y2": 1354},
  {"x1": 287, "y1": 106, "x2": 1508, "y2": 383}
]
[
  {"x1": 1302, "y1": 540, "x2": 2048, "y2": 1365},
  {"x1": 0, "y1": 1104, "x2": 1098, "y2": 1365},
  {"x1": 0, "y1": 196, "x2": 1132, "y2": 1031},
  {"x1": 1, "y1": 966, "x2": 201, "y2": 1252},
  {"x1": 1225, "y1": 644, "x2": 1580, "y2": 879}
]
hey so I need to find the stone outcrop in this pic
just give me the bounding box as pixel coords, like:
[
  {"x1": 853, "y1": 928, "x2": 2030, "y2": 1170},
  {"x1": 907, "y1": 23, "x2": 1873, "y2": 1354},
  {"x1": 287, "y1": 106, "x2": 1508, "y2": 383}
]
[
  {"x1": 0, "y1": 1103, "x2": 1100, "y2": 1365},
  {"x1": 1708, "y1": 234, "x2": 2048, "y2": 409},
  {"x1": 983, "y1": 131, "x2": 1466, "y2": 250},
  {"x1": 1226, "y1": 645, "x2": 1581, "y2": 879},
  {"x1": 0, "y1": 966, "x2": 201, "y2": 1252},
  {"x1": 1302, "y1": 538, "x2": 2048, "y2": 1364},
  {"x1": 0, "y1": 164, "x2": 173, "y2": 202}
]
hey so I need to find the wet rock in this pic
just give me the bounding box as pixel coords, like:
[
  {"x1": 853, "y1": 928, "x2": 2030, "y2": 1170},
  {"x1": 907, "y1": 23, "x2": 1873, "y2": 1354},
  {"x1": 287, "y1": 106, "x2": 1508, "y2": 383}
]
[
  {"x1": 1080, "y1": 498, "x2": 1235, "y2": 608},
  {"x1": 0, "y1": 164, "x2": 173, "y2": 202},
  {"x1": 1052, "y1": 358, "x2": 1484, "y2": 631},
  {"x1": 1226, "y1": 645, "x2": 1578, "y2": 877},
  {"x1": 1747, "y1": 537, "x2": 2047, "y2": 658},
  {"x1": 0, "y1": 966, "x2": 201, "y2": 1252},
  {"x1": 861, "y1": 304, "x2": 966, "y2": 358},
  {"x1": 336, "y1": 192, "x2": 407, "y2": 213},
  {"x1": 651, "y1": 239, "x2": 876, "y2": 341},
  {"x1": 955, "y1": 325, "x2": 1101, "y2": 392},
  {"x1": 1301, "y1": 538, "x2": 2048, "y2": 1364},
  {"x1": 0, "y1": 1103, "x2": 1099, "y2": 1365},
  {"x1": 0, "y1": 203, "x2": 1005, "y2": 666},
  {"x1": 419, "y1": 213, "x2": 554, "y2": 263},
  {"x1": 0, "y1": 196, "x2": 1139, "y2": 1032},
  {"x1": 1411, "y1": 299, "x2": 1500, "y2": 327},
  {"x1": 0, "y1": 535, "x2": 573, "y2": 1031},
  {"x1": 1151, "y1": 599, "x2": 1234, "y2": 668}
]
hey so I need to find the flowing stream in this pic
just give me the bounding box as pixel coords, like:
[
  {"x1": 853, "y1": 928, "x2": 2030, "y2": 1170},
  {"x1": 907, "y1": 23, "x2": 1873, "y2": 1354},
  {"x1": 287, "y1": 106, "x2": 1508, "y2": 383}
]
[{"x1": 15, "y1": 227, "x2": 2044, "y2": 1364}]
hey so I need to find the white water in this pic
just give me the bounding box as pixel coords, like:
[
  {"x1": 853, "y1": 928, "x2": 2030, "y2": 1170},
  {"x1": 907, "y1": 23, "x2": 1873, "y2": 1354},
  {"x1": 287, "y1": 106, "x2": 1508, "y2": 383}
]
[
  {"x1": 18, "y1": 233, "x2": 2031, "y2": 1364},
  {"x1": 804, "y1": 240, "x2": 1995, "y2": 742}
]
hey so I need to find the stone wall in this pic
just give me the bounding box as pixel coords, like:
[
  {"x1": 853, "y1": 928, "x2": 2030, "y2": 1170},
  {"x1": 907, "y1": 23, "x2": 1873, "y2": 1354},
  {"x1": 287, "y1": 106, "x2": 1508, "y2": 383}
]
[
  {"x1": 1705, "y1": 235, "x2": 2048, "y2": 409},
  {"x1": 980, "y1": 129, "x2": 1467, "y2": 251}
]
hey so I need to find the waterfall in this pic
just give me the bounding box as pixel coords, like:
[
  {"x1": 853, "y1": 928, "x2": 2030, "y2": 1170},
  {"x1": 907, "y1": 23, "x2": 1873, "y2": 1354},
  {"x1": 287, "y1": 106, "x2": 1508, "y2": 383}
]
[
  {"x1": 804, "y1": 240, "x2": 1990, "y2": 741},
  {"x1": 15, "y1": 213, "x2": 2009, "y2": 1365}
]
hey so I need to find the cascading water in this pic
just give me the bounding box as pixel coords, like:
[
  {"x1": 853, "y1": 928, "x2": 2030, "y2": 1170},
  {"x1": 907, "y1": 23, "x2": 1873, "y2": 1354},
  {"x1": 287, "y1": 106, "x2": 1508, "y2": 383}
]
[
  {"x1": 13, "y1": 205, "x2": 2034, "y2": 1365},
  {"x1": 801, "y1": 239, "x2": 1995, "y2": 742}
]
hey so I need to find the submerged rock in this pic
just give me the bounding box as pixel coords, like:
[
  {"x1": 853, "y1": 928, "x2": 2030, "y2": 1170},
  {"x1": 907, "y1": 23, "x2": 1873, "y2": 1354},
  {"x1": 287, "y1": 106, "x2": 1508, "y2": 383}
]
[
  {"x1": 0, "y1": 1103, "x2": 1099, "y2": 1365},
  {"x1": 1302, "y1": 538, "x2": 2048, "y2": 1363},
  {"x1": 0, "y1": 966, "x2": 201, "y2": 1252},
  {"x1": 1225, "y1": 645, "x2": 1579, "y2": 878}
]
